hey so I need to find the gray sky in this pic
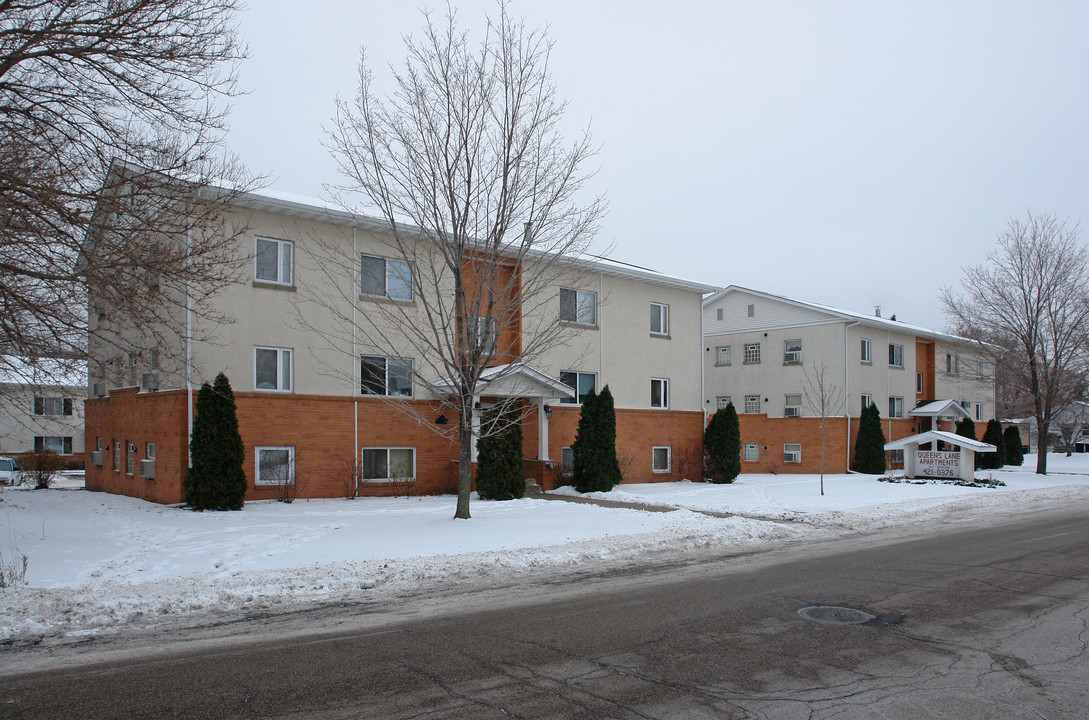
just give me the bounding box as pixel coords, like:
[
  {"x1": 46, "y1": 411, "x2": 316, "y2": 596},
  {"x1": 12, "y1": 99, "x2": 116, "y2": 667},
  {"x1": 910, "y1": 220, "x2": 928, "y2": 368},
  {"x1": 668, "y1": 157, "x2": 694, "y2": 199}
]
[{"x1": 228, "y1": 1, "x2": 1089, "y2": 331}]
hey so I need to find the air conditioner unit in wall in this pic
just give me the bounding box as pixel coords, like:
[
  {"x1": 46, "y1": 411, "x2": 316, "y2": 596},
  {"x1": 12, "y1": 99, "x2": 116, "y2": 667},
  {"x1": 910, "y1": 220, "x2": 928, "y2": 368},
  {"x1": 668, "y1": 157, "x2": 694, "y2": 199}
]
[
  {"x1": 140, "y1": 373, "x2": 158, "y2": 392},
  {"x1": 783, "y1": 451, "x2": 801, "y2": 464},
  {"x1": 92, "y1": 383, "x2": 105, "y2": 397},
  {"x1": 90, "y1": 451, "x2": 103, "y2": 466},
  {"x1": 139, "y1": 459, "x2": 155, "y2": 479},
  {"x1": 785, "y1": 406, "x2": 801, "y2": 418},
  {"x1": 784, "y1": 351, "x2": 802, "y2": 364}
]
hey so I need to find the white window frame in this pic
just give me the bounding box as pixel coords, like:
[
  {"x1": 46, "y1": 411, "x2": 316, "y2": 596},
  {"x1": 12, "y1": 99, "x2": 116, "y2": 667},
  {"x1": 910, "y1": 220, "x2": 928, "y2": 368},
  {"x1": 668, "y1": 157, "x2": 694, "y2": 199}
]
[
  {"x1": 360, "y1": 355, "x2": 414, "y2": 397},
  {"x1": 360, "y1": 254, "x2": 414, "y2": 301},
  {"x1": 743, "y1": 443, "x2": 760, "y2": 462},
  {"x1": 946, "y1": 353, "x2": 959, "y2": 374},
  {"x1": 744, "y1": 343, "x2": 761, "y2": 364},
  {"x1": 861, "y1": 393, "x2": 872, "y2": 412},
  {"x1": 783, "y1": 340, "x2": 802, "y2": 365},
  {"x1": 34, "y1": 397, "x2": 71, "y2": 416},
  {"x1": 126, "y1": 441, "x2": 135, "y2": 475},
  {"x1": 716, "y1": 308, "x2": 724, "y2": 321},
  {"x1": 975, "y1": 403, "x2": 983, "y2": 422},
  {"x1": 472, "y1": 315, "x2": 498, "y2": 355},
  {"x1": 889, "y1": 343, "x2": 904, "y2": 368},
  {"x1": 651, "y1": 377, "x2": 670, "y2": 409},
  {"x1": 783, "y1": 443, "x2": 802, "y2": 464},
  {"x1": 146, "y1": 442, "x2": 156, "y2": 460},
  {"x1": 916, "y1": 372, "x2": 924, "y2": 393},
  {"x1": 747, "y1": 304, "x2": 755, "y2": 317},
  {"x1": 650, "y1": 302, "x2": 669, "y2": 336},
  {"x1": 652, "y1": 446, "x2": 671, "y2": 473},
  {"x1": 860, "y1": 338, "x2": 872, "y2": 363},
  {"x1": 560, "y1": 446, "x2": 574, "y2": 476},
  {"x1": 889, "y1": 396, "x2": 904, "y2": 419},
  {"x1": 560, "y1": 371, "x2": 596, "y2": 405},
  {"x1": 35, "y1": 436, "x2": 73, "y2": 455},
  {"x1": 255, "y1": 446, "x2": 295, "y2": 486},
  {"x1": 784, "y1": 394, "x2": 802, "y2": 417},
  {"x1": 976, "y1": 359, "x2": 984, "y2": 377},
  {"x1": 113, "y1": 439, "x2": 121, "y2": 471},
  {"x1": 559, "y1": 288, "x2": 597, "y2": 326},
  {"x1": 715, "y1": 346, "x2": 731, "y2": 366},
  {"x1": 744, "y1": 394, "x2": 761, "y2": 414},
  {"x1": 254, "y1": 346, "x2": 293, "y2": 392},
  {"x1": 716, "y1": 395, "x2": 732, "y2": 410},
  {"x1": 254, "y1": 237, "x2": 293, "y2": 286},
  {"x1": 361, "y1": 447, "x2": 416, "y2": 482}
]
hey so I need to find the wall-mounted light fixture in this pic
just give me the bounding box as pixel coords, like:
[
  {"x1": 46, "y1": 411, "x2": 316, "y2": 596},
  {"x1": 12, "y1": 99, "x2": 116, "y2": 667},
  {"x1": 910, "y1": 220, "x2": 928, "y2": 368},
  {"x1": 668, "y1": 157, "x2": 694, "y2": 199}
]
[
  {"x1": 544, "y1": 405, "x2": 552, "y2": 419},
  {"x1": 435, "y1": 414, "x2": 448, "y2": 425}
]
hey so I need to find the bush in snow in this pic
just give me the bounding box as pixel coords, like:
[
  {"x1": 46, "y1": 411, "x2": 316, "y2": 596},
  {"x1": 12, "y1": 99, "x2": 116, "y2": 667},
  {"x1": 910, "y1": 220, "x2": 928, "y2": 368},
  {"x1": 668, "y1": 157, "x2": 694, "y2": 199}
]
[
  {"x1": 572, "y1": 385, "x2": 622, "y2": 493},
  {"x1": 978, "y1": 419, "x2": 1007, "y2": 469},
  {"x1": 704, "y1": 403, "x2": 741, "y2": 483},
  {"x1": 475, "y1": 403, "x2": 525, "y2": 500},
  {"x1": 185, "y1": 372, "x2": 247, "y2": 511},
  {"x1": 20, "y1": 448, "x2": 65, "y2": 489},
  {"x1": 853, "y1": 403, "x2": 887, "y2": 474},
  {"x1": 955, "y1": 417, "x2": 979, "y2": 468},
  {"x1": 1003, "y1": 426, "x2": 1025, "y2": 467}
]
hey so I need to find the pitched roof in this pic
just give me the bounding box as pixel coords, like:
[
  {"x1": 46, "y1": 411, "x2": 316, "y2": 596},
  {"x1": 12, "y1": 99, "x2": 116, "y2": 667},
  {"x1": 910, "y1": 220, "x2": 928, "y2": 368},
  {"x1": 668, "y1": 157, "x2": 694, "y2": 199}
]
[{"x1": 884, "y1": 430, "x2": 996, "y2": 453}]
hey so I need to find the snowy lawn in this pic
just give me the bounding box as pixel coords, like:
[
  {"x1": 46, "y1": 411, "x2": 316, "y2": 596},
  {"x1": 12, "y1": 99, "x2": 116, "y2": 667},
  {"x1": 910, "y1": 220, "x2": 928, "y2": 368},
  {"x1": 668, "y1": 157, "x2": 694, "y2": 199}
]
[{"x1": 0, "y1": 454, "x2": 1086, "y2": 640}]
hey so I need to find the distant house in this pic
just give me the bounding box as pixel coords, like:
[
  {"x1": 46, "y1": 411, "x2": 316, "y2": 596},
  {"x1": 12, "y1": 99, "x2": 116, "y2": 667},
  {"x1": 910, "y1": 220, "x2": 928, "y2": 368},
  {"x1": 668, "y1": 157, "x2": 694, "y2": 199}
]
[
  {"x1": 85, "y1": 188, "x2": 715, "y2": 504},
  {"x1": 702, "y1": 286, "x2": 997, "y2": 474},
  {"x1": 0, "y1": 358, "x2": 87, "y2": 463}
]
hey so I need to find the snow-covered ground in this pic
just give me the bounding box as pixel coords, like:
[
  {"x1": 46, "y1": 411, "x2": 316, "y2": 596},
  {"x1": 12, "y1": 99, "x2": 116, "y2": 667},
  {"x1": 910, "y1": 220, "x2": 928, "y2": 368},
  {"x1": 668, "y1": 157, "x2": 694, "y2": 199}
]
[{"x1": 1, "y1": 455, "x2": 1088, "y2": 642}]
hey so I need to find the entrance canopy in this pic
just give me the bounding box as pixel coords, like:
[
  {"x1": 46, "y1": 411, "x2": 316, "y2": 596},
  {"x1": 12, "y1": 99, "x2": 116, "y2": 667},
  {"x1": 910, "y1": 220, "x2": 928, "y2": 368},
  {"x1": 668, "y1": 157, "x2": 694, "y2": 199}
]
[
  {"x1": 885, "y1": 430, "x2": 996, "y2": 482},
  {"x1": 432, "y1": 363, "x2": 575, "y2": 401},
  {"x1": 909, "y1": 399, "x2": 972, "y2": 421}
]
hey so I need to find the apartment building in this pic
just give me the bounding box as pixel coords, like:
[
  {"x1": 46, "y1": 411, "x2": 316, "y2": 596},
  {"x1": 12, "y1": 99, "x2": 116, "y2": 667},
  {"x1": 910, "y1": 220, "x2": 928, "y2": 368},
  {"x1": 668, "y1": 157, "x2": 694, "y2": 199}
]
[
  {"x1": 0, "y1": 358, "x2": 86, "y2": 462},
  {"x1": 85, "y1": 190, "x2": 714, "y2": 504},
  {"x1": 703, "y1": 286, "x2": 996, "y2": 474}
]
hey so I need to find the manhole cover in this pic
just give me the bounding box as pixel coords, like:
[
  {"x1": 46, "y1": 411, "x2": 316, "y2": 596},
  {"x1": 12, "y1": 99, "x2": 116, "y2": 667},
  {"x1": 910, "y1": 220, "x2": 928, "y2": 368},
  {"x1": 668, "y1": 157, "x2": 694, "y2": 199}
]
[{"x1": 797, "y1": 605, "x2": 875, "y2": 625}]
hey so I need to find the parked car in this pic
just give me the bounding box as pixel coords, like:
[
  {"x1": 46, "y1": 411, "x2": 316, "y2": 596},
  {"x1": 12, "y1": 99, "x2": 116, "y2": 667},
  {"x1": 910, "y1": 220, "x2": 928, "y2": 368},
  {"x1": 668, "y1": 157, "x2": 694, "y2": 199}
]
[{"x1": 0, "y1": 456, "x2": 21, "y2": 486}]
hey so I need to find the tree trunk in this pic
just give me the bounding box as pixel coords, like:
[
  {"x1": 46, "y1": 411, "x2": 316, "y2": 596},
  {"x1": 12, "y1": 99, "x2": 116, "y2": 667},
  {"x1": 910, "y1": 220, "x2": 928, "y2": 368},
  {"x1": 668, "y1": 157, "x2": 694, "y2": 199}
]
[
  {"x1": 1036, "y1": 419, "x2": 1049, "y2": 475},
  {"x1": 455, "y1": 415, "x2": 473, "y2": 519}
]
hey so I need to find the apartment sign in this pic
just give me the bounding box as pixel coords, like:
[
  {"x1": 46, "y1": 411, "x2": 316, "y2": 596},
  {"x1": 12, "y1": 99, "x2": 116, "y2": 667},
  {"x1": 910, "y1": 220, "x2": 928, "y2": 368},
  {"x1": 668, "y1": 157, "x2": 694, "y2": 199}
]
[{"x1": 915, "y1": 450, "x2": 960, "y2": 478}]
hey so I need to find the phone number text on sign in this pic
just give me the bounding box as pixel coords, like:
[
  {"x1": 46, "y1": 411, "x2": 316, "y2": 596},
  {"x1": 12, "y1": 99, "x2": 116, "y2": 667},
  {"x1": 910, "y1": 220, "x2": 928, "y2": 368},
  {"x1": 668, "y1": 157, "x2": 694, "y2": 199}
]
[{"x1": 916, "y1": 450, "x2": 960, "y2": 478}]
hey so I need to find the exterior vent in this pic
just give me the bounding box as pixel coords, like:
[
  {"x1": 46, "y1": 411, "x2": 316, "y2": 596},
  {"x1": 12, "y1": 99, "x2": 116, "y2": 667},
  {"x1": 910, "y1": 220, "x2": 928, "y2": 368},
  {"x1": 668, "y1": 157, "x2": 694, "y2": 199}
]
[
  {"x1": 783, "y1": 451, "x2": 801, "y2": 464},
  {"x1": 785, "y1": 406, "x2": 801, "y2": 418},
  {"x1": 139, "y1": 459, "x2": 155, "y2": 479},
  {"x1": 92, "y1": 383, "x2": 105, "y2": 398},
  {"x1": 90, "y1": 451, "x2": 103, "y2": 466},
  {"x1": 141, "y1": 373, "x2": 158, "y2": 392},
  {"x1": 784, "y1": 351, "x2": 802, "y2": 364}
]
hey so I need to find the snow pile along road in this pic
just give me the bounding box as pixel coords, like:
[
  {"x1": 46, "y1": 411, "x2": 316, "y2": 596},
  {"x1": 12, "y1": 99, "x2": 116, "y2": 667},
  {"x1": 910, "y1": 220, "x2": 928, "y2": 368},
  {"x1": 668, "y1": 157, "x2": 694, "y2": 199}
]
[{"x1": 1, "y1": 454, "x2": 1087, "y2": 641}]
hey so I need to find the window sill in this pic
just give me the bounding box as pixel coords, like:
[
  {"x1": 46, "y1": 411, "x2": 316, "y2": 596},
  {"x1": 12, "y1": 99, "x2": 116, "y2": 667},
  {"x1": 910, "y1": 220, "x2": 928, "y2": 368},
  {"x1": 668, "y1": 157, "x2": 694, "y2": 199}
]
[
  {"x1": 359, "y1": 293, "x2": 415, "y2": 306},
  {"x1": 889, "y1": 365, "x2": 904, "y2": 370},
  {"x1": 255, "y1": 388, "x2": 294, "y2": 394},
  {"x1": 559, "y1": 320, "x2": 598, "y2": 331},
  {"x1": 650, "y1": 333, "x2": 671, "y2": 340},
  {"x1": 714, "y1": 362, "x2": 732, "y2": 367},
  {"x1": 861, "y1": 361, "x2": 872, "y2": 366},
  {"x1": 650, "y1": 406, "x2": 669, "y2": 411},
  {"x1": 783, "y1": 361, "x2": 801, "y2": 366},
  {"x1": 252, "y1": 280, "x2": 297, "y2": 292},
  {"x1": 743, "y1": 361, "x2": 761, "y2": 365},
  {"x1": 652, "y1": 469, "x2": 671, "y2": 474}
]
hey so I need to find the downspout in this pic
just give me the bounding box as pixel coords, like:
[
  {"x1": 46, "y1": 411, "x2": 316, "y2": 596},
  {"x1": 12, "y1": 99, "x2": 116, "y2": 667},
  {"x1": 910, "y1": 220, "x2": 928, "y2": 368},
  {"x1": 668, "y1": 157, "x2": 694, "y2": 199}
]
[
  {"x1": 186, "y1": 226, "x2": 193, "y2": 468},
  {"x1": 700, "y1": 298, "x2": 707, "y2": 426},
  {"x1": 598, "y1": 272, "x2": 604, "y2": 386},
  {"x1": 844, "y1": 320, "x2": 861, "y2": 473},
  {"x1": 353, "y1": 229, "x2": 358, "y2": 468}
]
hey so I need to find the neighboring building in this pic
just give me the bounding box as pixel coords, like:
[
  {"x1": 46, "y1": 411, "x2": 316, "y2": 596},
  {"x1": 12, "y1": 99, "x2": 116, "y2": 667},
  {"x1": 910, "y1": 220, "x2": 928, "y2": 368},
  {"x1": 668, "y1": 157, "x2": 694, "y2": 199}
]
[
  {"x1": 85, "y1": 190, "x2": 715, "y2": 504},
  {"x1": 702, "y1": 286, "x2": 996, "y2": 474},
  {"x1": 0, "y1": 358, "x2": 87, "y2": 463}
]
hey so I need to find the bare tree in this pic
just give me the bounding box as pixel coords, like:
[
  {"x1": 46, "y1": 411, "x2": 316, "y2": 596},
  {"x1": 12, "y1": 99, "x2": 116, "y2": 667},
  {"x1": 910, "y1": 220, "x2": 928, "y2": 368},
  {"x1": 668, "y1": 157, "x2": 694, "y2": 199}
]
[
  {"x1": 802, "y1": 362, "x2": 844, "y2": 496},
  {"x1": 318, "y1": 3, "x2": 605, "y2": 519},
  {"x1": 0, "y1": 1, "x2": 254, "y2": 388},
  {"x1": 1053, "y1": 400, "x2": 1089, "y2": 456},
  {"x1": 942, "y1": 212, "x2": 1089, "y2": 474}
]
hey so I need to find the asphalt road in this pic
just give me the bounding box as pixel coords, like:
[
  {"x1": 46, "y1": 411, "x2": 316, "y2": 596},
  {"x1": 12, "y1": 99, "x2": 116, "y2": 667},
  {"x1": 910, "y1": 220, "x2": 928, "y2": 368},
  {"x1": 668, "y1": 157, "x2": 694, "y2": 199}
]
[{"x1": 2, "y1": 506, "x2": 1087, "y2": 719}]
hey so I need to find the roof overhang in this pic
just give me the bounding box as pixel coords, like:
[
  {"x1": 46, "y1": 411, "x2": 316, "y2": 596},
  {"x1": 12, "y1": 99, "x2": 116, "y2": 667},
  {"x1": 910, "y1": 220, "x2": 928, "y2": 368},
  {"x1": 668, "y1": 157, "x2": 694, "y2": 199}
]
[
  {"x1": 885, "y1": 430, "x2": 996, "y2": 453},
  {"x1": 909, "y1": 399, "x2": 973, "y2": 420},
  {"x1": 432, "y1": 363, "x2": 575, "y2": 401}
]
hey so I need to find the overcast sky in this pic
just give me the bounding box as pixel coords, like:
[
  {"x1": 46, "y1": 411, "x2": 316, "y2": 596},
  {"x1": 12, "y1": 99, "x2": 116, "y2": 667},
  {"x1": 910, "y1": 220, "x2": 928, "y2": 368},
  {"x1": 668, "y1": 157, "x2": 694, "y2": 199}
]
[{"x1": 227, "y1": 1, "x2": 1089, "y2": 331}]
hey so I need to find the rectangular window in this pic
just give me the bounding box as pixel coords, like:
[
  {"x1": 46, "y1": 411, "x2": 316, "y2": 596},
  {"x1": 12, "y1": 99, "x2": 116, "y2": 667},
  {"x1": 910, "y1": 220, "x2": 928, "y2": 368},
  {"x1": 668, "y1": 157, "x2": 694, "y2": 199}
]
[
  {"x1": 360, "y1": 255, "x2": 413, "y2": 301},
  {"x1": 946, "y1": 353, "x2": 958, "y2": 374},
  {"x1": 113, "y1": 439, "x2": 121, "y2": 471},
  {"x1": 255, "y1": 347, "x2": 293, "y2": 392},
  {"x1": 651, "y1": 377, "x2": 669, "y2": 409},
  {"x1": 34, "y1": 436, "x2": 73, "y2": 455},
  {"x1": 744, "y1": 394, "x2": 761, "y2": 414},
  {"x1": 35, "y1": 397, "x2": 72, "y2": 416},
  {"x1": 559, "y1": 288, "x2": 597, "y2": 325},
  {"x1": 650, "y1": 302, "x2": 669, "y2": 335},
  {"x1": 472, "y1": 316, "x2": 497, "y2": 355},
  {"x1": 716, "y1": 308, "x2": 723, "y2": 322},
  {"x1": 255, "y1": 237, "x2": 293, "y2": 285},
  {"x1": 126, "y1": 441, "x2": 135, "y2": 474},
  {"x1": 784, "y1": 394, "x2": 802, "y2": 417},
  {"x1": 652, "y1": 446, "x2": 671, "y2": 473},
  {"x1": 961, "y1": 400, "x2": 971, "y2": 410},
  {"x1": 716, "y1": 395, "x2": 732, "y2": 410},
  {"x1": 743, "y1": 443, "x2": 760, "y2": 462},
  {"x1": 889, "y1": 343, "x2": 904, "y2": 367},
  {"x1": 360, "y1": 356, "x2": 413, "y2": 397},
  {"x1": 96, "y1": 437, "x2": 104, "y2": 451},
  {"x1": 362, "y1": 447, "x2": 415, "y2": 482},
  {"x1": 744, "y1": 343, "x2": 761, "y2": 364},
  {"x1": 560, "y1": 371, "x2": 596, "y2": 405},
  {"x1": 976, "y1": 359, "x2": 984, "y2": 377},
  {"x1": 916, "y1": 372, "x2": 924, "y2": 393},
  {"x1": 783, "y1": 443, "x2": 801, "y2": 464},
  {"x1": 561, "y1": 446, "x2": 574, "y2": 476},
  {"x1": 861, "y1": 393, "x2": 871, "y2": 412},
  {"x1": 146, "y1": 442, "x2": 156, "y2": 460},
  {"x1": 256, "y1": 446, "x2": 295, "y2": 485},
  {"x1": 976, "y1": 403, "x2": 983, "y2": 422},
  {"x1": 747, "y1": 304, "x2": 755, "y2": 317},
  {"x1": 889, "y1": 396, "x2": 904, "y2": 418},
  {"x1": 715, "y1": 346, "x2": 731, "y2": 366},
  {"x1": 861, "y1": 338, "x2": 872, "y2": 363},
  {"x1": 783, "y1": 340, "x2": 802, "y2": 365}
]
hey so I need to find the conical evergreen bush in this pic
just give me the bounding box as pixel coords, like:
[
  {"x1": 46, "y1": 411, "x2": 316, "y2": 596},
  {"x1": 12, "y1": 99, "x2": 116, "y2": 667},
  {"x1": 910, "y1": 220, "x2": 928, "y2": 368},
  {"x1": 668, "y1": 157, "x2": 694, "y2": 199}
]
[
  {"x1": 853, "y1": 403, "x2": 887, "y2": 474},
  {"x1": 705, "y1": 403, "x2": 741, "y2": 483},
  {"x1": 475, "y1": 403, "x2": 525, "y2": 500},
  {"x1": 571, "y1": 386, "x2": 622, "y2": 493},
  {"x1": 1003, "y1": 426, "x2": 1025, "y2": 467},
  {"x1": 185, "y1": 372, "x2": 247, "y2": 510},
  {"x1": 979, "y1": 419, "x2": 1007, "y2": 470}
]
